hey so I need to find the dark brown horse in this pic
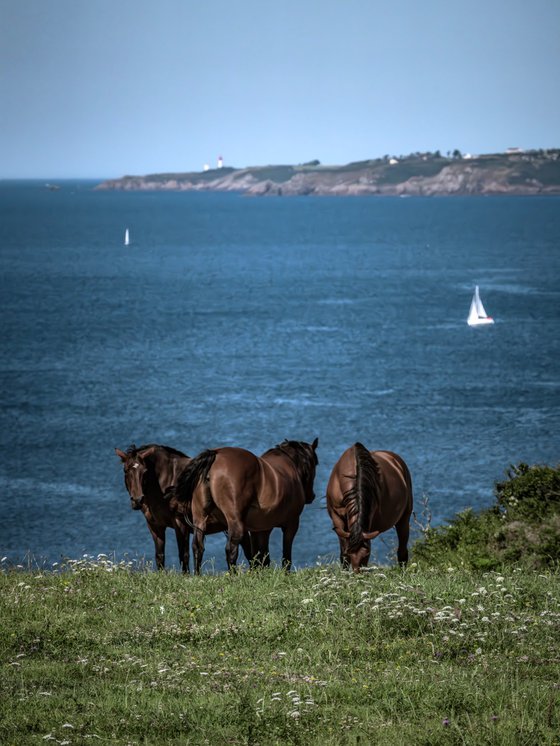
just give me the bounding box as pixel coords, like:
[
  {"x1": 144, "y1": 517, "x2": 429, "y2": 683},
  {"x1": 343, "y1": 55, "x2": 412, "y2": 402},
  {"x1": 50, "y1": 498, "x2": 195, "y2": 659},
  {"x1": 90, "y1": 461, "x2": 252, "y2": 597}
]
[
  {"x1": 170, "y1": 438, "x2": 319, "y2": 573},
  {"x1": 115, "y1": 444, "x2": 192, "y2": 572},
  {"x1": 326, "y1": 442, "x2": 413, "y2": 572},
  {"x1": 116, "y1": 443, "x2": 254, "y2": 573}
]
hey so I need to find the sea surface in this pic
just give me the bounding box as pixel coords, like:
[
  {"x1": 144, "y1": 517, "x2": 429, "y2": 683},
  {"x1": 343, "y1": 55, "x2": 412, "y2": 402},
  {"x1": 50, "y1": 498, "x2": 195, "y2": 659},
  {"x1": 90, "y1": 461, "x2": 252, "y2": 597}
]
[{"x1": 1, "y1": 182, "x2": 559, "y2": 570}]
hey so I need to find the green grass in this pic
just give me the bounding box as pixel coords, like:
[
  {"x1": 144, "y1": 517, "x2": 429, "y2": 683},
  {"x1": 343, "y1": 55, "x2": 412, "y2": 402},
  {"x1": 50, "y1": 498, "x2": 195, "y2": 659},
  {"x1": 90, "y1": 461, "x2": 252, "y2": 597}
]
[
  {"x1": 140, "y1": 168, "x2": 237, "y2": 184},
  {"x1": 251, "y1": 166, "x2": 297, "y2": 183},
  {"x1": 507, "y1": 160, "x2": 560, "y2": 187},
  {"x1": 1, "y1": 559, "x2": 559, "y2": 744},
  {"x1": 376, "y1": 159, "x2": 447, "y2": 185}
]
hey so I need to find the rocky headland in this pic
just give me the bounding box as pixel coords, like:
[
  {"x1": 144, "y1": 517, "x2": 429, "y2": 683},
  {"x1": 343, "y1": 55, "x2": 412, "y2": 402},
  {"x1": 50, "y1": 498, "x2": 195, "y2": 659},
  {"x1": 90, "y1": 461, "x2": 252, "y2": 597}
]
[{"x1": 96, "y1": 149, "x2": 560, "y2": 196}]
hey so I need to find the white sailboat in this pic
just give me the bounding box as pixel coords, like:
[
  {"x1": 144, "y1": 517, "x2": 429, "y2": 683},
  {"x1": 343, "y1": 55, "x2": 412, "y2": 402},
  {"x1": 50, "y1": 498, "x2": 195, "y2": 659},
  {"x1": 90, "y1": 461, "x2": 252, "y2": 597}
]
[
  {"x1": 124, "y1": 228, "x2": 130, "y2": 246},
  {"x1": 467, "y1": 285, "x2": 494, "y2": 326}
]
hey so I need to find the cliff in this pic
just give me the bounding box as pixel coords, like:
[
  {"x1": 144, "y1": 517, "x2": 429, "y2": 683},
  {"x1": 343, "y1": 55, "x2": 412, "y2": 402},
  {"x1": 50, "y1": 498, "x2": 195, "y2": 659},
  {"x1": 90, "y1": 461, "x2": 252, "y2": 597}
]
[{"x1": 96, "y1": 150, "x2": 560, "y2": 196}]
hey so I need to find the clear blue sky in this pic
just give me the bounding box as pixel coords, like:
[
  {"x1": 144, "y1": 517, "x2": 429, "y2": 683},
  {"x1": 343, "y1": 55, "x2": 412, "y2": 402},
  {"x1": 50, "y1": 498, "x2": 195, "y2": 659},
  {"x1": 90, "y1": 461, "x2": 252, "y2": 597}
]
[{"x1": 1, "y1": 0, "x2": 559, "y2": 178}]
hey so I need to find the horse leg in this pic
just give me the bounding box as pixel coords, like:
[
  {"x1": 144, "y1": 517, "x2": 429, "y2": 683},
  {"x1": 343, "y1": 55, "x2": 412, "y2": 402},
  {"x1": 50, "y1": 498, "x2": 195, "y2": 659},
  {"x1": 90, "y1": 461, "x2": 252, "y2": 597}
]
[
  {"x1": 148, "y1": 524, "x2": 166, "y2": 570},
  {"x1": 395, "y1": 512, "x2": 411, "y2": 566},
  {"x1": 239, "y1": 532, "x2": 255, "y2": 564},
  {"x1": 281, "y1": 518, "x2": 300, "y2": 572},
  {"x1": 192, "y1": 527, "x2": 206, "y2": 575},
  {"x1": 250, "y1": 530, "x2": 272, "y2": 568},
  {"x1": 174, "y1": 522, "x2": 190, "y2": 574},
  {"x1": 225, "y1": 519, "x2": 245, "y2": 571},
  {"x1": 338, "y1": 537, "x2": 350, "y2": 570}
]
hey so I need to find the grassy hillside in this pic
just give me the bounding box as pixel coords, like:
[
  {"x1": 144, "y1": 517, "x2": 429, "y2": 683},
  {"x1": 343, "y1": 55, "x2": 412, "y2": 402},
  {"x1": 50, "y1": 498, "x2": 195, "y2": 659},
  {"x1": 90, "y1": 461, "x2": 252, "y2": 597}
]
[
  {"x1": 2, "y1": 464, "x2": 559, "y2": 743},
  {"x1": 1, "y1": 561, "x2": 558, "y2": 745}
]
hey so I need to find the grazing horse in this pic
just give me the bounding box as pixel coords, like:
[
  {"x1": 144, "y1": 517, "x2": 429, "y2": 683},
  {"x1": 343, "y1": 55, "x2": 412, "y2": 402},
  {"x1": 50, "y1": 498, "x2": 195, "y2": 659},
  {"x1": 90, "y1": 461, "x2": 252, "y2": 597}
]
[
  {"x1": 170, "y1": 438, "x2": 319, "y2": 573},
  {"x1": 326, "y1": 442, "x2": 413, "y2": 572},
  {"x1": 115, "y1": 444, "x2": 192, "y2": 572}
]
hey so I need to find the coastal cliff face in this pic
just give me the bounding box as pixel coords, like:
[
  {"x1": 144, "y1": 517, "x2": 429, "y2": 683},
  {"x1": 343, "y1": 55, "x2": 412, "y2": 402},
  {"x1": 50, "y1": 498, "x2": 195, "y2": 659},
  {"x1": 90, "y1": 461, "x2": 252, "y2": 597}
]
[{"x1": 96, "y1": 150, "x2": 560, "y2": 196}]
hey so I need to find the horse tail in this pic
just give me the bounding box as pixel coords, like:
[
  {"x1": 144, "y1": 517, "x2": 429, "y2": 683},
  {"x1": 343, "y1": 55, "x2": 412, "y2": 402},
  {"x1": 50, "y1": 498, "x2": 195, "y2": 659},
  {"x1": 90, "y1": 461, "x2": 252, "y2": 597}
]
[
  {"x1": 348, "y1": 442, "x2": 379, "y2": 551},
  {"x1": 174, "y1": 449, "x2": 218, "y2": 505}
]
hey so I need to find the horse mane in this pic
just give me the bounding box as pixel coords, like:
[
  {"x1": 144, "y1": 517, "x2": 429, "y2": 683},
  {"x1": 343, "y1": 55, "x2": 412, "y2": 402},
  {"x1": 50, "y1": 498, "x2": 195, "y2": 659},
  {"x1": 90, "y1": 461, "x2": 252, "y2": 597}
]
[
  {"x1": 343, "y1": 442, "x2": 380, "y2": 551},
  {"x1": 126, "y1": 443, "x2": 188, "y2": 459},
  {"x1": 174, "y1": 449, "x2": 217, "y2": 504},
  {"x1": 263, "y1": 440, "x2": 317, "y2": 486}
]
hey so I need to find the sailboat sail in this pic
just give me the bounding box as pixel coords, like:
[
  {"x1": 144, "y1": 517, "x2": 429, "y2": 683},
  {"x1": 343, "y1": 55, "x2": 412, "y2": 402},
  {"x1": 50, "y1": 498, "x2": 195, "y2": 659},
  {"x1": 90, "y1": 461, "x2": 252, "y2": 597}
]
[
  {"x1": 467, "y1": 285, "x2": 494, "y2": 326},
  {"x1": 124, "y1": 229, "x2": 130, "y2": 246}
]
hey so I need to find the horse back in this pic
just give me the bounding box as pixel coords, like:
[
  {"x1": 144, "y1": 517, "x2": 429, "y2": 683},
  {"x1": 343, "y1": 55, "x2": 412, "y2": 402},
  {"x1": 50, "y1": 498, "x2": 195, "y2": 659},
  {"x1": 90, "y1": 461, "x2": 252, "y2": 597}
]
[
  {"x1": 370, "y1": 450, "x2": 413, "y2": 514},
  {"x1": 371, "y1": 450, "x2": 411, "y2": 485}
]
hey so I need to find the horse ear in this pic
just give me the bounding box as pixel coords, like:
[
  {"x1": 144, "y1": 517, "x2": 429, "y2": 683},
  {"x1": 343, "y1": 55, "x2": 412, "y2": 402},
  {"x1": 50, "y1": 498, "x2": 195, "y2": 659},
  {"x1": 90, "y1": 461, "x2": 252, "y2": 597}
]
[
  {"x1": 362, "y1": 530, "x2": 381, "y2": 541},
  {"x1": 115, "y1": 448, "x2": 127, "y2": 462},
  {"x1": 333, "y1": 526, "x2": 350, "y2": 539},
  {"x1": 311, "y1": 437, "x2": 319, "y2": 450}
]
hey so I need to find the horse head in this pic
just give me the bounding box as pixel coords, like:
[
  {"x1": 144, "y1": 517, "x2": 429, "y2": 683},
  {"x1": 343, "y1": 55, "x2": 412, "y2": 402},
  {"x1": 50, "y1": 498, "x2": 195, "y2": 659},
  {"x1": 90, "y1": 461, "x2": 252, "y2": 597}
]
[
  {"x1": 332, "y1": 525, "x2": 381, "y2": 571},
  {"x1": 115, "y1": 445, "x2": 156, "y2": 510}
]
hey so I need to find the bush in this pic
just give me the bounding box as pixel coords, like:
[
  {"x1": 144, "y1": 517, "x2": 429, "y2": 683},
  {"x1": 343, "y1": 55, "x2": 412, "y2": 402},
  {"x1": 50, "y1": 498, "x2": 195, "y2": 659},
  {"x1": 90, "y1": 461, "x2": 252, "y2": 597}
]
[
  {"x1": 412, "y1": 463, "x2": 560, "y2": 570},
  {"x1": 496, "y1": 462, "x2": 560, "y2": 519}
]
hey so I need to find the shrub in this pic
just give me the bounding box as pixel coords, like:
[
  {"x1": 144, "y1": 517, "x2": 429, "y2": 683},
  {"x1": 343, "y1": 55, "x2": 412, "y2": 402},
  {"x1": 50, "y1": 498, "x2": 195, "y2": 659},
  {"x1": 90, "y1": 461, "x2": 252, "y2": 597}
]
[{"x1": 412, "y1": 463, "x2": 560, "y2": 570}]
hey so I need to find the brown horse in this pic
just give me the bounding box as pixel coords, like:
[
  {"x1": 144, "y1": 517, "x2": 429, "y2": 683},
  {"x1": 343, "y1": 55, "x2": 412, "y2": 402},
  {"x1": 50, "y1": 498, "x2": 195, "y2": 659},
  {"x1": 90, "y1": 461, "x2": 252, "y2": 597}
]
[
  {"x1": 116, "y1": 443, "x2": 253, "y2": 573},
  {"x1": 170, "y1": 438, "x2": 319, "y2": 573},
  {"x1": 326, "y1": 442, "x2": 413, "y2": 572},
  {"x1": 115, "y1": 444, "x2": 192, "y2": 572}
]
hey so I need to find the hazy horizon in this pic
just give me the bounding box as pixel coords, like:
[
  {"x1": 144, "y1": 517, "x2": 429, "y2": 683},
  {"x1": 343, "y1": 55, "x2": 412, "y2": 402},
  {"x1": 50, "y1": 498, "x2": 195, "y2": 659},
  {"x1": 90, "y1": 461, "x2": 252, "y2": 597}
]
[{"x1": 2, "y1": 0, "x2": 560, "y2": 179}]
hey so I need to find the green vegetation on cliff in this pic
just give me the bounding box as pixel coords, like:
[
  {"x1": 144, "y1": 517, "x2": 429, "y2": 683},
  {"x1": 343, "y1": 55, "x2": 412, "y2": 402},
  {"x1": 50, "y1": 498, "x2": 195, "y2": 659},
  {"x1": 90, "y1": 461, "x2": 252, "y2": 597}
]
[
  {"x1": 413, "y1": 463, "x2": 560, "y2": 571},
  {"x1": 96, "y1": 149, "x2": 560, "y2": 196}
]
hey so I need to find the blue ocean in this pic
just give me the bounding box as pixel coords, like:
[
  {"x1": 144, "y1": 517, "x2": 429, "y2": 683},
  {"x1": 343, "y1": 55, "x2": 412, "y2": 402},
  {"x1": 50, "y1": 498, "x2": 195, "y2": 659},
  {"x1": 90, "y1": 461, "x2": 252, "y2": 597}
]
[{"x1": 1, "y1": 182, "x2": 559, "y2": 570}]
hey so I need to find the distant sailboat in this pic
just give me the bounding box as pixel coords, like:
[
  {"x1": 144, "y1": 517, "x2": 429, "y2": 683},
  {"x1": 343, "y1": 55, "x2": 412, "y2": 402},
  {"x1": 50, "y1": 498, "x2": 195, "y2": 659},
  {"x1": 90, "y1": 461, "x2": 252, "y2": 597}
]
[
  {"x1": 467, "y1": 285, "x2": 494, "y2": 326},
  {"x1": 124, "y1": 228, "x2": 130, "y2": 246}
]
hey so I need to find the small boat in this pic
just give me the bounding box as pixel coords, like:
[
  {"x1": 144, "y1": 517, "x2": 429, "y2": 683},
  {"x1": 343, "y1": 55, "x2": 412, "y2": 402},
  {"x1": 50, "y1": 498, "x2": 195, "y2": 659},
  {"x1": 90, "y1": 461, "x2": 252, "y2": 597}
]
[
  {"x1": 124, "y1": 228, "x2": 130, "y2": 246},
  {"x1": 467, "y1": 285, "x2": 494, "y2": 326}
]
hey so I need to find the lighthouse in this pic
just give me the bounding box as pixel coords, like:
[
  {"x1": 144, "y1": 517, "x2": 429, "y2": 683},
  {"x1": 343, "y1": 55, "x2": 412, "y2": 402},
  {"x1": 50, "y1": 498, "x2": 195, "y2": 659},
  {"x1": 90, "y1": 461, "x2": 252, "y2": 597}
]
[{"x1": 217, "y1": 155, "x2": 223, "y2": 168}]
